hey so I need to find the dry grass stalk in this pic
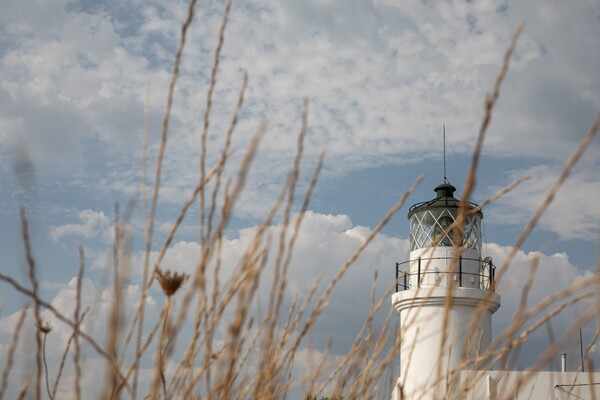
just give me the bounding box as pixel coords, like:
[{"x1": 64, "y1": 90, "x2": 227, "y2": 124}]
[
  {"x1": 0, "y1": 304, "x2": 28, "y2": 400},
  {"x1": 112, "y1": 156, "x2": 227, "y2": 375},
  {"x1": 37, "y1": 321, "x2": 53, "y2": 399},
  {"x1": 201, "y1": 74, "x2": 249, "y2": 376},
  {"x1": 430, "y1": 23, "x2": 526, "y2": 398},
  {"x1": 509, "y1": 309, "x2": 596, "y2": 398},
  {"x1": 16, "y1": 377, "x2": 31, "y2": 400},
  {"x1": 103, "y1": 200, "x2": 135, "y2": 396},
  {"x1": 103, "y1": 204, "x2": 123, "y2": 398},
  {"x1": 184, "y1": 173, "x2": 290, "y2": 394},
  {"x1": 261, "y1": 175, "x2": 423, "y2": 399},
  {"x1": 497, "y1": 111, "x2": 600, "y2": 284},
  {"x1": 583, "y1": 326, "x2": 600, "y2": 370},
  {"x1": 293, "y1": 175, "x2": 423, "y2": 351},
  {"x1": 227, "y1": 319, "x2": 260, "y2": 391},
  {"x1": 73, "y1": 245, "x2": 85, "y2": 400},
  {"x1": 269, "y1": 98, "x2": 309, "y2": 322},
  {"x1": 476, "y1": 176, "x2": 530, "y2": 210},
  {"x1": 453, "y1": 109, "x2": 600, "y2": 388},
  {"x1": 149, "y1": 297, "x2": 173, "y2": 400},
  {"x1": 19, "y1": 208, "x2": 42, "y2": 400},
  {"x1": 279, "y1": 295, "x2": 298, "y2": 400},
  {"x1": 354, "y1": 309, "x2": 398, "y2": 396},
  {"x1": 274, "y1": 147, "x2": 325, "y2": 367},
  {"x1": 194, "y1": 2, "x2": 235, "y2": 389},
  {"x1": 0, "y1": 272, "x2": 129, "y2": 386},
  {"x1": 254, "y1": 99, "x2": 312, "y2": 397},
  {"x1": 51, "y1": 309, "x2": 88, "y2": 399},
  {"x1": 562, "y1": 325, "x2": 600, "y2": 394},
  {"x1": 200, "y1": 0, "x2": 234, "y2": 247},
  {"x1": 206, "y1": 71, "x2": 248, "y2": 248},
  {"x1": 502, "y1": 255, "x2": 540, "y2": 370},
  {"x1": 461, "y1": 22, "x2": 525, "y2": 208},
  {"x1": 170, "y1": 122, "x2": 266, "y2": 398},
  {"x1": 202, "y1": 144, "x2": 261, "y2": 400},
  {"x1": 115, "y1": 307, "x2": 168, "y2": 395},
  {"x1": 134, "y1": 0, "x2": 200, "y2": 396},
  {"x1": 317, "y1": 276, "x2": 397, "y2": 396},
  {"x1": 144, "y1": 274, "x2": 187, "y2": 397},
  {"x1": 423, "y1": 23, "x2": 600, "y2": 398},
  {"x1": 448, "y1": 24, "x2": 526, "y2": 368},
  {"x1": 449, "y1": 290, "x2": 596, "y2": 398},
  {"x1": 217, "y1": 247, "x2": 270, "y2": 398},
  {"x1": 145, "y1": 142, "x2": 229, "y2": 291},
  {"x1": 4, "y1": 2, "x2": 600, "y2": 399}
]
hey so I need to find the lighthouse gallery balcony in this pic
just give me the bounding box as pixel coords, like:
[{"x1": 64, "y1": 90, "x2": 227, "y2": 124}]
[{"x1": 395, "y1": 256, "x2": 496, "y2": 292}]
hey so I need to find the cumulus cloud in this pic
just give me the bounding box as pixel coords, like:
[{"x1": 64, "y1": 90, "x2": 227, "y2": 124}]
[
  {"x1": 49, "y1": 210, "x2": 111, "y2": 242},
  {"x1": 0, "y1": 276, "x2": 158, "y2": 399},
  {"x1": 487, "y1": 242, "x2": 597, "y2": 370},
  {"x1": 129, "y1": 211, "x2": 598, "y2": 361}
]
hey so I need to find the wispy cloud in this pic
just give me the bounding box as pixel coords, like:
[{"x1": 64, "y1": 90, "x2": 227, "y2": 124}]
[{"x1": 487, "y1": 164, "x2": 600, "y2": 240}]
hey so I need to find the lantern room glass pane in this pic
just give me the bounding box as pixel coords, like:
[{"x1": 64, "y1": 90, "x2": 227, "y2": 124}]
[
  {"x1": 409, "y1": 209, "x2": 481, "y2": 252},
  {"x1": 464, "y1": 214, "x2": 481, "y2": 251}
]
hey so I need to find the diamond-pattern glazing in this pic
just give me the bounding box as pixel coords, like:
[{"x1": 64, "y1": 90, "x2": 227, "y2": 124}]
[{"x1": 409, "y1": 209, "x2": 481, "y2": 252}]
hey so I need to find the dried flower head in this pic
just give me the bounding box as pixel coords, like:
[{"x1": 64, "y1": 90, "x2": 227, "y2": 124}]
[
  {"x1": 36, "y1": 321, "x2": 52, "y2": 334},
  {"x1": 156, "y1": 269, "x2": 188, "y2": 297}
]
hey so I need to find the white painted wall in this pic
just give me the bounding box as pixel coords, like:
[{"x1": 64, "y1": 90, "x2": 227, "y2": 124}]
[
  {"x1": 392, "y1": 370, "x2": 600, "y2": 399},
  {"x1": 462, "y1": 370, "x2": 600, "y2": 399}
]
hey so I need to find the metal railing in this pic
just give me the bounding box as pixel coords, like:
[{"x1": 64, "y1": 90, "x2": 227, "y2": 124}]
[{"x1": 395, "y1": 256, "x2": 495, "y2": 292}]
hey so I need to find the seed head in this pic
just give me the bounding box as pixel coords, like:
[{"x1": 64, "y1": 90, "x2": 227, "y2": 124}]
[
  {"x1": 36, "y1": 321, "x2": 52, "y2": 334},
  {"x1": 156, "y1": 269, "x2": 188, "y2": 297}
]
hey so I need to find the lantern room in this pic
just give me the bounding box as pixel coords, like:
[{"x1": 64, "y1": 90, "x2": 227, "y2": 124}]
[
  {"x1": 396, "y1": 181, "x2": 494, "y2": 292},
  {"x1": 407, "y1": 183, "x2": 482, "y2": 252}
]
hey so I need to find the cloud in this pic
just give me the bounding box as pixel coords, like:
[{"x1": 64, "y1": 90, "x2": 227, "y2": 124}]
[
  {"x1": 2, "y1": 0, "x2": 598, "y2": 221},
  {"x1": 0, "y1": 211, "x2": 597, "y2": 397},
  {"x1": 486, "y1": 164, "x2": 600, "y2": 240},
  {"x1": 49, "y1": 210, "x2": 111, "y2": 242},
  {"x1": 293, "y1": 346, "x2": 344, "y2": 395},
  {"x1": 0, "y1": 0, "x2": 170, "y2": 169},
  {"x1": 0, "y1": 276, "x2": 159, "y2": 399},
  {"x1": 1, "y1": 0, "x2": 599, "y2": 394},
  {"x1": 487, "y1": 242, "x2": 596, "y2": 369},
  {"x1": 45, "y1": 210, "x2": 407, "y2": 360},
  {"x1": 130, "y1": 211, "x2": 597, "y2": 361}
]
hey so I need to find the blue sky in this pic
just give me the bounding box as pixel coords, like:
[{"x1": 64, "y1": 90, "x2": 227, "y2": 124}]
[{"x1": 1, "y1": 0, "x2": 600, "y2": 397}]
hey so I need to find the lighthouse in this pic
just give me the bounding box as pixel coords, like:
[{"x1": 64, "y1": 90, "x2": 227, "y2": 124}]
[{"x1": 391, "y1": 182, "x2": 501, "y2": 399}]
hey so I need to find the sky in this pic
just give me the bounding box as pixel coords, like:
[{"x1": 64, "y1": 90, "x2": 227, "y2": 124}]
[{"x1": 1, "y1": 0, "x2": 600, "y2": 397}]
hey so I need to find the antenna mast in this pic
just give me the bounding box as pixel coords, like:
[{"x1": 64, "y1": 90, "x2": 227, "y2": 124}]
[{"x1": 443, "y1": 124, "x2": 448, "y2": 183}]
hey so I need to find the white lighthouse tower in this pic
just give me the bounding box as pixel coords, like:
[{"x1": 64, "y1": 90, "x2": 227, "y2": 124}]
[{"x1": 391, "y1": 182, "x2": 501, "y2": 399}]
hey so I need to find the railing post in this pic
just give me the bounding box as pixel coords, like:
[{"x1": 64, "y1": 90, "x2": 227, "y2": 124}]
[
  {"x1": 491, "y1": 265, "x2": 495, "y2": 292},
  {"x1": 487, "y1": 260, "x2": 492, "y2": 291},
  {"x1": 479, "y1": 257, "x2": 482, "y2": 290},
  {"x1": 459, "y1": 255, "x2": 462, "y2": 287},
  {"x1": 396, "y1": 262, "x2": 399, "y2": 292},
  {"x1": 404, "y1": 271, "x2": 408, "y2": 290},
  {"x1": 418, "y1": 257, "x2": 421, "y2": 288}
]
